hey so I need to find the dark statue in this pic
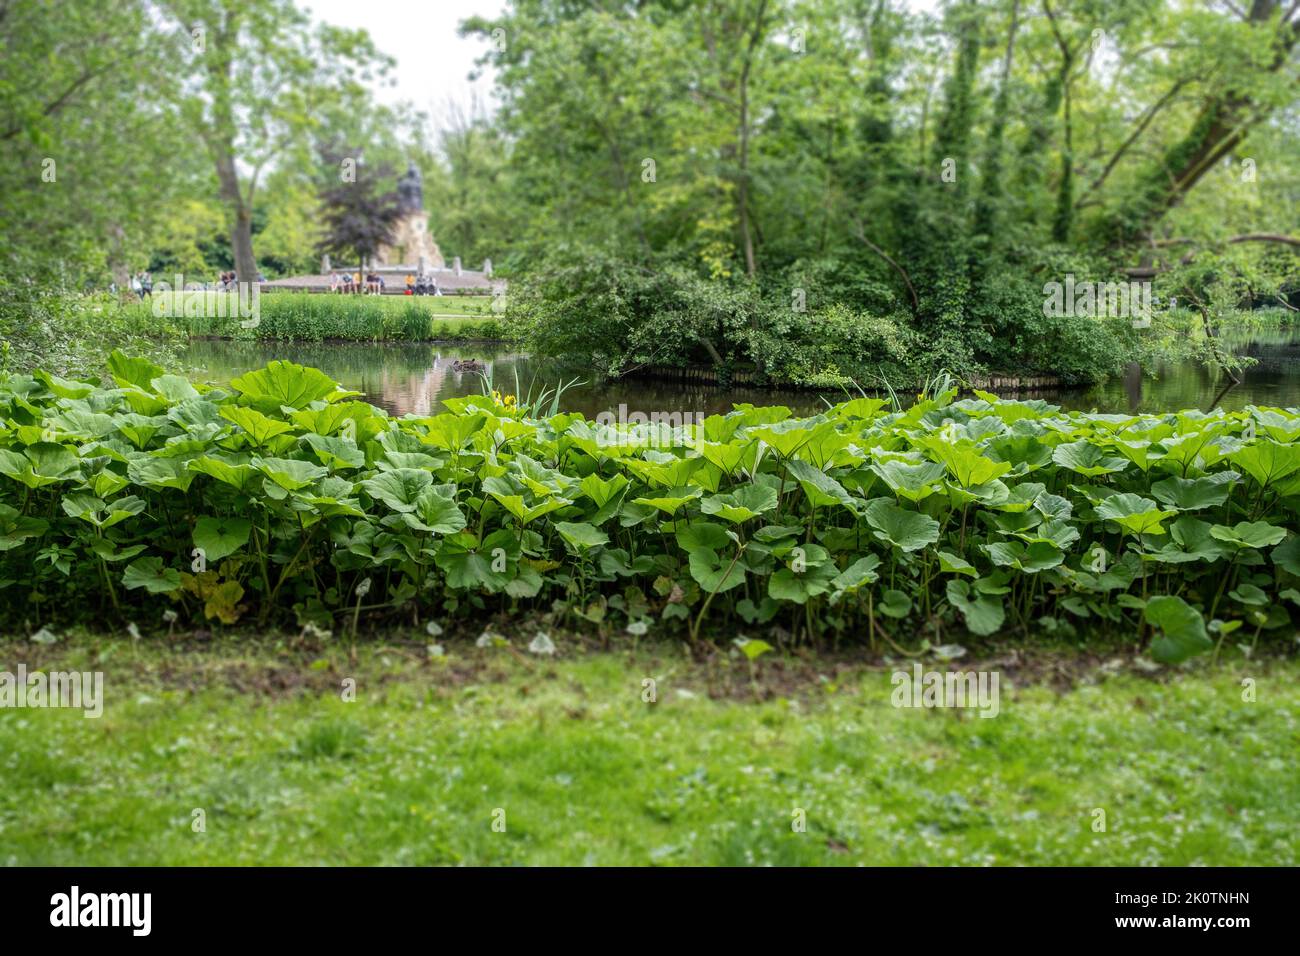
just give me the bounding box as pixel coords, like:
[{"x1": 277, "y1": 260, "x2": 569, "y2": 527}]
[{"x1": 396, "y1": 161, "x2": 423, "y2": 214}]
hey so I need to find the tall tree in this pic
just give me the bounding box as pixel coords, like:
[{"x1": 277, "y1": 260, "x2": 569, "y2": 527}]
[
  {"x1": 151, "y1": 0, "x2": 392, "y2": 282},
  {"x1": 315, "y1": 151, "x2": 401, "y2": 269}
]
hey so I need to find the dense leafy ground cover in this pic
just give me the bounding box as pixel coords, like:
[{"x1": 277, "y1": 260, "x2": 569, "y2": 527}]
[
  {"x1": 122, "y1": 293, "x2": 505, "y2": 342},
  {"x1": 0, "y1": 291, "x2": 186, "y2": 380},
  {"x1": 2, "y1": 635, "x2": 1296, "y2": 866},
  {"x1": 1, "y1": 355, "x2": 1298, "y2": 660}
]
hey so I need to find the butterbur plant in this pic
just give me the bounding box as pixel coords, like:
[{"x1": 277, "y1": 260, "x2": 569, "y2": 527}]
[{"x1": 0, "y1": 352, "x2": 1297, "y2": 663}]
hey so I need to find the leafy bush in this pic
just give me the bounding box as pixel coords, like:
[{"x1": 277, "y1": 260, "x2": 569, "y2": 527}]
[
  {"x1": 508, "y1": 255, "x2": 1165, "y2": 388},
  {"x1": 2, "y1": 354, "x2": 1297, "y2": 660},
  {"x1": 746, "y1": 303, "x2": 918, "y2": 388},
  {"x1": 510, "y1": 257, "x2": 920, "y2": 387},
  {"x1": 508, "y1": 257, "x2": 742, "y2": 375},
  {"x1": 0, "y1": 284, "x2": 183, "y2": 380}
]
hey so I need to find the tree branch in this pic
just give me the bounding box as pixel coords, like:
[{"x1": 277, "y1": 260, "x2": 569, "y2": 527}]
[
  {"x1": 1075, "y1": 79, "x2": 1187, "y2": 208},
  {"x1": 851, "y1": 219, "x2": 920, "y2": 311}
]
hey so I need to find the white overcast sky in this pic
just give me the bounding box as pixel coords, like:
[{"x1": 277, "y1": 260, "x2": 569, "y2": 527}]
[
  {"x1": 304, "y1": 0, "x2": 939, "y2": 131},
  {"x1": 303, "y1": 0, "x2": 508, "y2": 131}
]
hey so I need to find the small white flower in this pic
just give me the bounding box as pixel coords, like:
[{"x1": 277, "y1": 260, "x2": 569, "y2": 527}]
[
  {"x1": 476, "y1": 630, "x2": 506, "y2": 648},
  {"x1": 355, "y1": 577, "x2": 372, "y2": 599},
  {"x1": 626, "y1": 620, "x2": 649, "y2": 636},
  {"x1": 425, "y1": 620, "x2": 444, "y2": 637},
  {"x1": 127, "y1": 622, "x2": 142, "y2": 641},
  {"x1": 427, "y1": 643, "x2": 445, "y2": 658},
  {"x1": 528, "y1": 632, "x2": 556, "y2": 656},
  {"x1": 31, "y1": 626, "x2": 58, "y2": 645}
]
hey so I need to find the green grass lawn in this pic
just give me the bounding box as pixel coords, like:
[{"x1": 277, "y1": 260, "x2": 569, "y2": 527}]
[
  {"x1": 2, "y1": 636, "x2": 1296, "y2": 866},
  {"x1": 418, "y1": 294, "x2": 498, "y2": 318}
]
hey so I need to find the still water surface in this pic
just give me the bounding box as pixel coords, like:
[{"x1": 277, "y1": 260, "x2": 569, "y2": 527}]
[{"x1": 181, "y1": 327, "x2": 1300, "y2": 420}]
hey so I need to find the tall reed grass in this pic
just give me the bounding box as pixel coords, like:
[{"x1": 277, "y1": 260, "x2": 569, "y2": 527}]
[{"x1": 123, "y1": 293, "x2": 507, "y2": 342}]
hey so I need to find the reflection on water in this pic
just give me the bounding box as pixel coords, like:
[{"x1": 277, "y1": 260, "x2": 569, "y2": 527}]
[
  {"x1": 1059, "y1": 327, "x2": 1300, "y2": 414},
  {"x1": 181, "y1": 327, "x2": 1300, "y2": 420},
  {"x1": 180, "y1": 340, "x2": 826, "y2": 418}
]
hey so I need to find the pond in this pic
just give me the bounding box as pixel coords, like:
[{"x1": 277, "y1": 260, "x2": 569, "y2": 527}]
[{"x1": 180, "y1": 325, "x2": 1300, "y2": 419}]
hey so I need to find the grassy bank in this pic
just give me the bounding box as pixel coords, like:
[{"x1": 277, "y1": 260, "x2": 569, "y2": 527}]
[
  {"x1": 119, "y1": 292, "x2": 508, "y2": 342},
  {"x1": 2, "y1": 634, "x2": 1295, "y2": 866}
]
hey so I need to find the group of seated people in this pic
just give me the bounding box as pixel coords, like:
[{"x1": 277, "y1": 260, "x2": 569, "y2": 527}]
[
  {"x1": 328, "y1": 271, "x2": 385, "y2": 294},
  {"x1": 326, "y1": 270, "x2": 443, "y2": 295},
  {"x1": 217, "y1": 270, "x2": 266, "y2": 290},
  {"x1": 403, "y1": 273, "x2": 442, "y2": 296}
]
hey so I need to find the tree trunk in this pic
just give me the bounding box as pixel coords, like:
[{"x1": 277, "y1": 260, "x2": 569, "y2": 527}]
[
  {"x1": 214, "y1": 149, "x2": 258, "y2": 284},
  {"x1": 106, "y1": 222, "x2": 133, "y2": 301},
  {"x1": 736, "y1": 0, "x2": 770, "y2": 280},
  {"x1": 230, "y1": 209, "x2": 257, "y2": 285}
]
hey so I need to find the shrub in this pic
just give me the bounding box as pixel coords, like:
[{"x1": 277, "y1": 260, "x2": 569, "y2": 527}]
[
  {"x1": 0, "y1": 283, "x2": 183, "y2": 381},
  {"x1": 2, "y1": 353, "x2": 1297, "y2": 661}
]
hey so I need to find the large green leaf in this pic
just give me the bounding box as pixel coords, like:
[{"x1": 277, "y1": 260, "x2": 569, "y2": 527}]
[
  {"x1": 1273, "y1": 536, "x2": 1300, "y2": 576},
  {"x1": 402, "y1": 487, "x2": 467, "y2": 534},
  {"x1": 983, "y1": 540, "x2": 1064, "y2": 572},
  {"x1": 831, "y1": 555, "x2": 882, "y2": 592},
  {"x1": 869, "y1": 459, "x2": 948, "y2": 503},
  {"x1": 1052, "y1": 440, "x2": 1129, "y2": 477},
  {"x1": 1230, "y1": 441, "x2": 1300, "y2": 488},
  {"x1": 230, "y1": 361, "x2": 349, "y2": 411},
  {"x1": 768, "y1": 561, "x2": 837, "y2": 603},
  {"x1": 220, "y1": 405, "x2": 295, "y2": 447},
  {"x1": 631, "y1": 485, "x2": 703, "y2": 516},
  {"x1": 946, "y1": 579, "x2": 1005, "y2": 636},
  {"x1": 303, "y1": 432, "x2": 366, "y2": 470},
  {"x1": 362, "y1": 468, "x2": 433, "y2": 512},
  {"x1": 1209, "y1": 521, "x2": 1288, "y2": 550},
  {"x1": 1145, "y1": 595, "x2": 1212, "y2": 664},
  {"x1": 700, "y1": 483, "x2": 778, "y2": 523},
  {"x1": 556, "y1": 521, "x2": 610, "y2": 551},
  {"x1": 188, "y1": 455, "x2": 257, "y2": 491},
  {"x1": 1149, "y1": 474, "x2": 1234, "y2": 511},
  {"x1": 0, "y1": 504, "x2": 48, "y2": 551},
  {"x1": 107, "y1": 351, "x2": 166, "y2": 391},
  {"x1": 863, "y1": 499, "x2": 940, "y2": 552},
  {"x1": 122, "y1": 556, "x2": 182, "y2": 594},
  {"x1": 0, "y1": 444, "x2": 79, "y2": 488},
  {"x1": 1095, "y1": 493, "x2": 1177, "y2": 536},
  {"x1": 252, "y1": 457, "x2": 327, "y2": 492},
  {"x1": 193, "y1": 516, "x2": 253, "y2": 562},
  {"x1": 921, "y1": 438, "x2": 1012, "y2": 488}
]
